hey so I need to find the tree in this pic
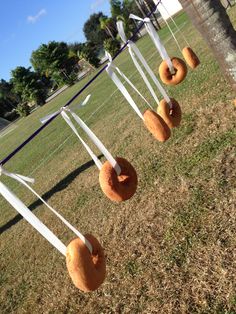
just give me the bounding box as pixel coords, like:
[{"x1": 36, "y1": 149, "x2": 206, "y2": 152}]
[
  {"x1": 100, "y1": 16, "x2": 117, "y2": 39},
  {"x1": 83, "y1": 12, "x2": 107, "y2": 48},
  {"x1": 78, "y1": 43, "x2": 100, "y2": 68},
  {"x1": 31, "y1": 41, "x2": 78, "y2": 86},
  {"x1": 11, "y1": 67, "x2": 47, "y2": 106},
  {"x1": 103, "y1": 38, "x2": 121, "y2": 56},
  {"x1": 16, "y1": 102, "x2": 31, "y2": 117},
  {"x1": 110, "y1": 0, "x2": 122, "y2": 17},
  {"x1": 110, "y1": 0, "x2": 141, "y2": 38},
  {"x1": 0, "y1": 79, "x2": 20, "y2": 119},
  {"x1": 68, "y1": 42, "x2": 84, "y2": 56},
  {"x1": 178, "y1": 0, "x2": 236, "y2": 92}
]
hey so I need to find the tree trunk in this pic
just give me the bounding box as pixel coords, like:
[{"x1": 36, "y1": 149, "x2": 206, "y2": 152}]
[
  {"x1": 143, "y1": 0, "x2": 161, "y2": 30},
  {"x1": 135, "y1": 0, "x2": 158, "y2": 31},
  {"x1": 106, "y1": 26, "x2": 115, "y2": 39},
  {"x1": 135, "y1": 0, "x2": 147, "y2": 18},
  {"x1": 178, "y1": 0, "x2": 236, "y2": 91}
]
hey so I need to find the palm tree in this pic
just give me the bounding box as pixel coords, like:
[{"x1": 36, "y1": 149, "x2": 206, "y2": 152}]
[
  {"x1": 178, "y1": 0, "x2": 236, "y2": 91},
  {"x1": 100, "y1": 17, "x2": 115, "y2": 39}
]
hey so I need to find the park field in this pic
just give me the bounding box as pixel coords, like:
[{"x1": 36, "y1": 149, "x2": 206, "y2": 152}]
[{"x1": 0, "y1": 8, "x2": 236, "y2": 314}]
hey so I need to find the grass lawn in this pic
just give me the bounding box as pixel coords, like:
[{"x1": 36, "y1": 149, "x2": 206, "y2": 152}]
[{"x1": 0, "y1": 8, "x2": 236, "y2": 314}]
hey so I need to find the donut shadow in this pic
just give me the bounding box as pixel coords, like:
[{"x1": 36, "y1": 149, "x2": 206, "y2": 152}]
[{"x1": 0, "y1": 155, "x2": 103, "y2": 235}]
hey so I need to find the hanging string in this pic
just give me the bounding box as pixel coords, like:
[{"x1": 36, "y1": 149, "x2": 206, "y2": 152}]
[
  {"x1": 157, "y1": 10, "x2": 182, "y2": 53},
  {"x1": 114, "y1": 64, "x2": 153, "y2": 109},
  {"x1": 0, "y1": 166, "x2": 93, "y2": 254},
  {"x1": 159, "y1": 2, "x2": 190, "y2": 47}
]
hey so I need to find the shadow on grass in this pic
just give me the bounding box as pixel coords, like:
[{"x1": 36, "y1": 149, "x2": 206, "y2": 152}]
[{"x1": 0, "y1": 155, "x2": 103, "y2": 235}]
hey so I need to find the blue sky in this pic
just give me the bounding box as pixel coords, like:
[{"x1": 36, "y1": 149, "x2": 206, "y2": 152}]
[{"x1": 0, "y1": 0, "x2": 110, "y2": 81}]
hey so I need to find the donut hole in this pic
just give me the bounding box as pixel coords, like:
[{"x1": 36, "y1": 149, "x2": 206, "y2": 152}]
[
  {"x1": 166, "y1": 68, "x2": 176, "y2": 79},
  {"x1": 117, "y1": 174, "x2": 129, "y2": 183},
  {"x1": 92, "y1": 254, "x2": 99, "y2": 265}
]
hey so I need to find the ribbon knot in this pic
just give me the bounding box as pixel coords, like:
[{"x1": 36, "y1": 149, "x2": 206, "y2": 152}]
[
  {"x1": 40, "y1": 96, "x2": 91, "y2": 125},
  {"x1": 143, "y1": 17, "x2": 150, "y2": 23}
]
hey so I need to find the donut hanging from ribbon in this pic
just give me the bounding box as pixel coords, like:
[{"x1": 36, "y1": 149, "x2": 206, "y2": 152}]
[
  {"x1": 182, "y1": 47, "x2": 200, "y2": 69},
  {"x1": 129, "y1": 14, "x2": 188, "y2": 85},
  {"x1": 158, "y1": 2, "x2": 200, "y2": 70},
  {"x1": 157, "y1": 98, "x2": 182, "y2": 129},
  {"x1": 99, "y1": 157, "x2": 138, "y2": 202},
  {"x1": 116, "y1": 21, "x2": 182, "y2": 130},
  {"x1": 40, "y1": 95, "x2": 137, "y2": 202},
  {"x1": 66, "y1": 234, "x2": 106, "y2": 292},
  {"x1": 105, "y1": 51, "x2": 171, "y2": 142},
  {"x1": 0, "y1": 167, "x2": 106, "y2": 292}
]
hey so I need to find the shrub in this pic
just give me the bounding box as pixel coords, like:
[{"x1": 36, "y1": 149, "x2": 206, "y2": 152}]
[
  {"x1": 103, "y1": 38, "x2": 121, "y2": 57},
  {"x1": 16, "y1": 103, "x2": 31, "y2": 117}
]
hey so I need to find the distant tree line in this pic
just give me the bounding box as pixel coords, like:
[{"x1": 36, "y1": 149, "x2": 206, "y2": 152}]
[{"x1": 0, "y1": 0, "x2": 157, "y2": 120}]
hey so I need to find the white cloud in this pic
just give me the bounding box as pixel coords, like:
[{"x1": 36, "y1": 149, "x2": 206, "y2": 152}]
[
  {"x1": 27, "y1": 9, "x2": 47, "y2": 24},
  {"x1": 90, "y1": 0, "x2": 105, "y2": 10}
]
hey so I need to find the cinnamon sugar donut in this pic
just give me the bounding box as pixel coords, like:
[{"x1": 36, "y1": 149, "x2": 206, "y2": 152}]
[
  {"x1": 157, "y1": 98, "x2": 182, "y2": 129},
  {"x1": 182, "y1": 47, "x2": 200, "y2": 69},
  {"x1": 143, "y1": 109, "x2": 171, "y2": 142},
  {"x1": 99, "y1": 157, "x2": 137, "y2": 202},
  {"x1": 66, "y1": 234, "x2": 106, "y2": 292},
  {"x1": 159, "y1": 57, "x2": 187, "y2": 85}
]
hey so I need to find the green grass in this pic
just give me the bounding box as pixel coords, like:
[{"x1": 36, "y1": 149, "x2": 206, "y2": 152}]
[{"x1": 1, "y1": 8, "x2": 236, "y2": 314}]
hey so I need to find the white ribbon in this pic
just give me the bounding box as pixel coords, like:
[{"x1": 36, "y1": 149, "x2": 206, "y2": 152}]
[
  {"x1": 41, "y1": 95, "x2": 121, "y2": 176},
  {"x1": 0, "y1": 166, "x2": 93, "y2": 254},
  {"x1": 68, "y1": 110, "x2": 121, "y2": 175},
  {"x1": 0, "y1": 181, "x2": 67, "y2": 256},
  {"x1": 129, "y1": 14, "x2": 174, "y2": 73},
  {"x1": 105, "y1": 52, "x2": 145, "y2": 121},
  {"x1": 60, "y1": 110, "x2": 103, "y2": 171},
  {"x1": 117, "y1": 21, "x2": 171, "y2": 106},
  {"x1": 40, "y1": 94, "x2": 91, "y2": 125}
]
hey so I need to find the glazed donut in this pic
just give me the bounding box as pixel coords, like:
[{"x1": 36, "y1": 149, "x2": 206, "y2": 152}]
[
  {"x1": 157, "y1": 98, "x2": 182, "y2": 129},
  {"x1": 99, "y1": 157, "x2": 137, "y2": 202},
  {"x1": 66, "y1": 234, "x2": 106, "y2": 292},
  {"x1": 159, "y1": 57, "x2": 187, "y2": 85},
  {"x1": 182, "y1": 47, "x2": 200, "y2": 69},
  {"x1": 143, "y1": 109, "x2": 171, "y2": 142}
]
